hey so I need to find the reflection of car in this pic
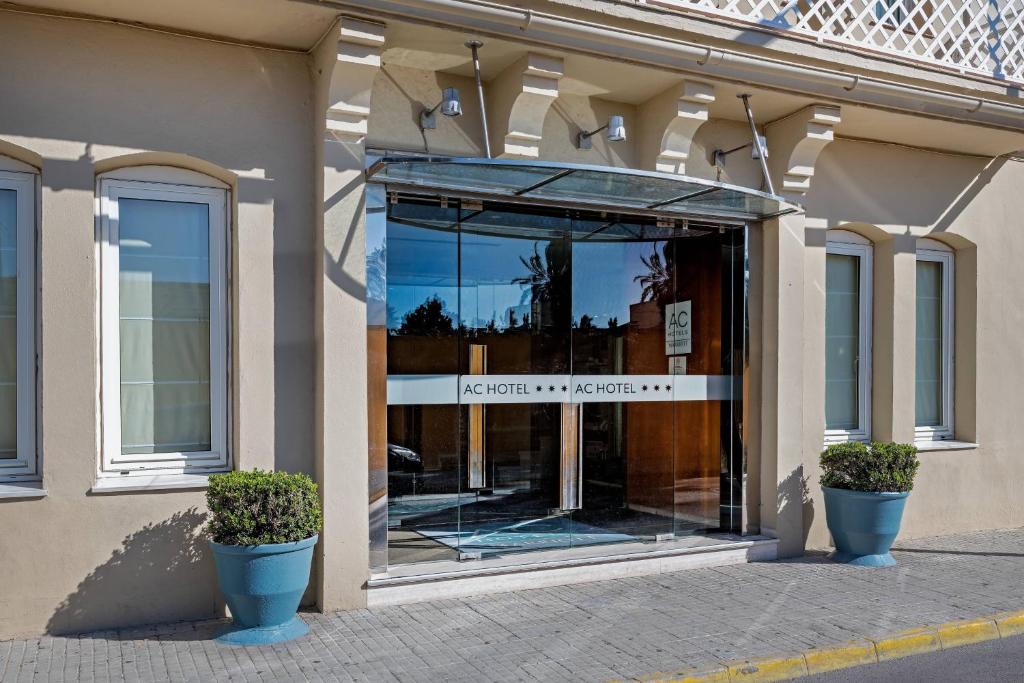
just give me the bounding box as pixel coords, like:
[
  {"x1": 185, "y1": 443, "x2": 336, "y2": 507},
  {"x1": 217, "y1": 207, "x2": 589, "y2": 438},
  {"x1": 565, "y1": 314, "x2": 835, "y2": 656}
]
[{"x1": 388, "y1": 443, "x2": 423, "y2": 473}]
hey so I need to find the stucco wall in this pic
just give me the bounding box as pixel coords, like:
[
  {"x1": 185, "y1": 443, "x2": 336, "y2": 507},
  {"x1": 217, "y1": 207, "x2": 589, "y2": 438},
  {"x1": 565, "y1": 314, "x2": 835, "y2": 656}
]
[
  {"x1": 799, "y1": 139, "x2": 1021, "y2": 548},
  {"x1": 0, "y1": 13, "x2": 315, "y2": 637}
]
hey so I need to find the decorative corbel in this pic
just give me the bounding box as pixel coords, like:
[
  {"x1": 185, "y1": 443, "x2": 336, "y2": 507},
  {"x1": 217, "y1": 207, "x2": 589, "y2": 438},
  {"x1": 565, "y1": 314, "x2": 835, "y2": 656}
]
[
  {"x1": 325, "y1": 18, "x2": 386, "y2": 144},
  {"x1": 765, "y1": 104, "x2": 841, "y2": 196},
  {"x1": 639, "y1": 81, "x2": 715, "y2": 174},
  {"x1": 486, "y1": 53, "x2": 564, "y2": 158}
]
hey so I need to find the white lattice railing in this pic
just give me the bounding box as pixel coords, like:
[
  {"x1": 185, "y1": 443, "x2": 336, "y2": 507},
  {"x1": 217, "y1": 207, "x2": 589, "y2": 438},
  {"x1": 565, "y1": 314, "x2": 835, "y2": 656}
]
[{"x1": 651, "y1": 0, "x2": 1024, "y2": 83}]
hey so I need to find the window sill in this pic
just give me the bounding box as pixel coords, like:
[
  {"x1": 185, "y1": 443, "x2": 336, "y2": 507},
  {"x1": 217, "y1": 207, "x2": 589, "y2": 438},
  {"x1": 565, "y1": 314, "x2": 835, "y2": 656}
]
[
  {"x1": 90, "y1": 473, "x2": 215, "y2": 494},
  {"x1": 0, "y1": 481, "x2": 48, "y2": 500},
  {"x1": 823, "y1": 436, "x2": 869, "y2": 448},
  {"x1": 915, "y1": 439, "x2": 979, "y2": 452}
]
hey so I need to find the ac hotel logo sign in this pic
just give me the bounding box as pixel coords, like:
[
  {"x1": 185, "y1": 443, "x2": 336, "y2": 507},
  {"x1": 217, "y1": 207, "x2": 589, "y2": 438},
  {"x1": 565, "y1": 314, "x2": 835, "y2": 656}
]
[{"x1": 665, "y1": 301, "x2": 692, "y2": 356}]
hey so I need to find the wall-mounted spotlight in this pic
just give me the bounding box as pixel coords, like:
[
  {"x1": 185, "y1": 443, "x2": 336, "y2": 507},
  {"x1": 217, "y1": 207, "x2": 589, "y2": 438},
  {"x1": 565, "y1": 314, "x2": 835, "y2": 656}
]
[
  {"x1": 577, "y1": 115, "x2": 626, "y2": 150},
  {"x1": 420, "y1": 88, "x2": 463, "y2": 131}
]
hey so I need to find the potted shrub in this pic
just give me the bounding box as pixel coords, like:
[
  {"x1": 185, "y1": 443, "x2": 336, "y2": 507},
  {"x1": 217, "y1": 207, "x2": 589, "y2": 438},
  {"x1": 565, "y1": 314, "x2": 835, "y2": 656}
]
[
  {"x1": 206, "y1": 469, "x2": 323, "y2": 645},
  {"x1": 820, "y1": 441, "x2": 920, "y2": 567}
]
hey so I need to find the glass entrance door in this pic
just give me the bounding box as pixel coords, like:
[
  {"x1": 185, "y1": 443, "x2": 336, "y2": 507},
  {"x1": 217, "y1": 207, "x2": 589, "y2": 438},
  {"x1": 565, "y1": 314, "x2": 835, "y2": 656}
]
[
  {"x1": 383, "y1": 196, "x2": 743, "y2": 567},
  {"x1": 456, "y1": 209, "x2": 571, "y2": 557}
]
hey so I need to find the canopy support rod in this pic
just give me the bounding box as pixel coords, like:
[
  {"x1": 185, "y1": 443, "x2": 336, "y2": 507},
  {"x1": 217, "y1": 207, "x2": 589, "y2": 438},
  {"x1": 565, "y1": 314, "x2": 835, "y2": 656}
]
[
  {"x1": 739, "y1": 94, "x2": 775, "y2": 196},
  {"x1": 646, "y1": 186, "x2": 719, "y2": 209},
  {"x1": 467, "y1": 40, "x2": 492, "y2": 159},
  {"x1": 514, "y1": 169, "x2": 576, "y2": 195}
]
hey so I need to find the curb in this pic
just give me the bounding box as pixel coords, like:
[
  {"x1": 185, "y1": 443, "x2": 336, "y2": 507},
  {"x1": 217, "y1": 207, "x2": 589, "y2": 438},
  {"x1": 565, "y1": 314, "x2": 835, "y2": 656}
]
[{"x1": 625, "y1": 608, "x2": 1024, "y2": 682}]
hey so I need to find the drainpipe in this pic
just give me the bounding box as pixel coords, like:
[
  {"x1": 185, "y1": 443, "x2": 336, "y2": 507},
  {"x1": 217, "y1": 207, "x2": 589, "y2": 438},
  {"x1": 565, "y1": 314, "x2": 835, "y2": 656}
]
[{"x1": 313, "y1": 0, "x2": 1024, "y2": 131}]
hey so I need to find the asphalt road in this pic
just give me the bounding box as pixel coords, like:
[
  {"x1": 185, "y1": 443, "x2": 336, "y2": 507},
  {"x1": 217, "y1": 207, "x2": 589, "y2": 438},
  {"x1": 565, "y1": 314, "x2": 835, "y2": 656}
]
[{"x1": 798, "y1": 636, "x2": 1024, "y2": 682}]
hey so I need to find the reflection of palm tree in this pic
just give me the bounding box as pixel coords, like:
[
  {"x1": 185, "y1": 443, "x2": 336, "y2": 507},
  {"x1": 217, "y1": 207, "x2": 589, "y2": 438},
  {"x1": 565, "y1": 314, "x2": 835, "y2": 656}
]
[
  {"x1": 511, "y1": 241, "x2": 571, "y2": 328},
  {"x1": 634, "y1": 245, "x2": 672, "y2": 304},
  {"x1": 367, "y1": 245, "x2": 386, "y2": 303},
  {"x1": 512, "y1": 242, "x2": 567, "y2": 302}
]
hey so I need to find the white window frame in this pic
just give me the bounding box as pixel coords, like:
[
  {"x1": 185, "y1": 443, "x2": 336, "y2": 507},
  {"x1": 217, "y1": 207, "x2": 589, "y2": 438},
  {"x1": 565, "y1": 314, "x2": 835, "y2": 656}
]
[
  {"x1": 915, "y1": 238, "x2": 954, "y2": 442},
  {"x1": 824, "y1": 230, "x2": 873, "y2": 444},
  {"x1": 98, "y1": 177, "x2": 229, "y2": 477},
  {"x1": 0, "y1": 169, "x2": 37, "y2": 480}
]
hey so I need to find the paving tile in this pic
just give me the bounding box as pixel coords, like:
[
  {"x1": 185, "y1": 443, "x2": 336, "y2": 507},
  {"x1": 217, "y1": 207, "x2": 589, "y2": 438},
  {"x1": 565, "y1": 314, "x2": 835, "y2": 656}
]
[{"x1": 4, "y1": 528, "x2": 1024, "y2": 681}]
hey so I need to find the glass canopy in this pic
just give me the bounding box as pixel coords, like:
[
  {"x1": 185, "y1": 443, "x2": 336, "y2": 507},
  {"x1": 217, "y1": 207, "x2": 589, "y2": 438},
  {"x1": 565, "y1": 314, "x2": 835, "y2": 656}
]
[{"x1": 366, "y1": 156, "x2": 802, "y2": 223}]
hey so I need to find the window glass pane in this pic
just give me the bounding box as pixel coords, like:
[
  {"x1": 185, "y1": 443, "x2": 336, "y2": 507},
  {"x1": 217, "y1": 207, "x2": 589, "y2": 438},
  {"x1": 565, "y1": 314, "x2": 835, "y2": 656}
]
[
  {"x1": 916, "y1": 260, "x2": 943, "y2": 427},
  {"x1": 825, "y1": 253, "x2": 860, "y2": 430},
  {"x1": 118, "y1": 198, "x2": 211, "y2": 454},
  {"x1": 0, "y1": 189, "x2": 16, "y2": 458}
]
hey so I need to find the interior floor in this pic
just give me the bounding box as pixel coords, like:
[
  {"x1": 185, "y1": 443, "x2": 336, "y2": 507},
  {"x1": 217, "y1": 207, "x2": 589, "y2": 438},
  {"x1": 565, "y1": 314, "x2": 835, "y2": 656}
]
[{"x1": 386, "y1": 484, "x2": 718, "y2": 566}]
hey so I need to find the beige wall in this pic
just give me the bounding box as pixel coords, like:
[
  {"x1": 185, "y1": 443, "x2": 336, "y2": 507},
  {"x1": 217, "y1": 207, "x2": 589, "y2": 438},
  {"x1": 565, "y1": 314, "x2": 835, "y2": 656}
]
[
  {"x1": 369, "y1": 65, "x2": 485, "y2": 156},
  {"x1": 0, "y1": 12, "x2": 315, "y2": 637},
  {"x1": 794, "y1": 140, "x2": 1023, "y2": 547}
]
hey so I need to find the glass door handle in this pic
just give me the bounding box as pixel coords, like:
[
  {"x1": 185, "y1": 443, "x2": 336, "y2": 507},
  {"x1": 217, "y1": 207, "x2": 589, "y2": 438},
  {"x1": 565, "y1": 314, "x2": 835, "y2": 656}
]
[
  {"x1": 560, "y1": 402, "x2": 582, "y2": 510},
  {"x1": 468, "y1": 344, "x2": 487, "y2": 489}
]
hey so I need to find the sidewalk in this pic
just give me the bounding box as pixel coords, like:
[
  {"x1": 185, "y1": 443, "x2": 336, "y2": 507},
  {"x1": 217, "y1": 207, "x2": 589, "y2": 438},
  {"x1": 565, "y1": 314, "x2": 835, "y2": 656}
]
[{"x1": 3, "y1": 528, "x2": 1024, "y2": 682}]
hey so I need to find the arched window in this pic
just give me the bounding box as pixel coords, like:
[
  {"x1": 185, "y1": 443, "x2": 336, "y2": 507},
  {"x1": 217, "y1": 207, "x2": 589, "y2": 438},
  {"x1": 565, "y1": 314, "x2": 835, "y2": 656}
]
[
  {"x1": 0, "y1": 155, "x2": 38, "y2": 482},
  {"x1": 97, "y1": 166, "x2": 230, "y2": 480},
  {"x1": 824, "y1": 229, "x2": 873, "y2": 443},
  {"x1": 915, "y1": 237, "x2": 954, "y2": 441}
]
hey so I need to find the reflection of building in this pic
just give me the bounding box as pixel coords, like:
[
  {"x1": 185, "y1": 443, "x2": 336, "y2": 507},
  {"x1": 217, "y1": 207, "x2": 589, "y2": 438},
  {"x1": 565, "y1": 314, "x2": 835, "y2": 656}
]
[
  {"x1": 628, "y1": 301, "x2": 661, "y2": 330},
  {"x1": 0, "y1": 0, "x2": 1019, "y2": 639}
]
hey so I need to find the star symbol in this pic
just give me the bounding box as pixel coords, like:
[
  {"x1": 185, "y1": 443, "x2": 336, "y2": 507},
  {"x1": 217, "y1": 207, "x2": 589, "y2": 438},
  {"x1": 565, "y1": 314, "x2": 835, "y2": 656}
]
[
  {"x1": 536, "y1": 385, "x2": 543, "y2": 392},
  {"x1": 548, "y1": 385, "x2": 555, "y2": 392},
  {"x1": 653, "y1": 384, "x2": 660, "y2": 391},
  {"x1": 665, "y1": 384, "x2": 672, "y2": 391},
  {"x1": 642, "y1": 385, "x2": 649, "y2": 391},
  {"x1": 561, "y1": 385, "x2": 568, "y2": 392}
]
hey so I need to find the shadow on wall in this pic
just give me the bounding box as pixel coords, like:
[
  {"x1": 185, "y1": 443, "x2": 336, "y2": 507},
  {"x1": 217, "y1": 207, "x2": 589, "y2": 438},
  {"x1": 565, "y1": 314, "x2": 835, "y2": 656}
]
[
  {"x1": 778, "y1": 467, "x2": 814, "y2": 550},
  {"x1": 46, "y1": 508, "x2": 219, "y2": 637},
  {"x1": 808, "y1": 145, "x2": 1005, "y2": 230}
]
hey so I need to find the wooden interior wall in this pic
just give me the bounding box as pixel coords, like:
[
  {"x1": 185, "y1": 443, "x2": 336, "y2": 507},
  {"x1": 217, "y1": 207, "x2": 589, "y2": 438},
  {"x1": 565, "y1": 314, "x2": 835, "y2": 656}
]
[
  {"x1": 625, "y1": 237, "x2": 724, "y2": 525},
  {"x1": 369, "y1": 325, "x2": 389, "y2": 506}
]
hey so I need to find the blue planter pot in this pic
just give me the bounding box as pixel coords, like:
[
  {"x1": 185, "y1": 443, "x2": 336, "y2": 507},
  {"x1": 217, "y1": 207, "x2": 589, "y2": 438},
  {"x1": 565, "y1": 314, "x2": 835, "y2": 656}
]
[
  {"x1": 823, "y1": 487, "x2": 908, "y2": 567},
  {"x1": 210, "y1": 534, "x2": 318, "y2": 645}
]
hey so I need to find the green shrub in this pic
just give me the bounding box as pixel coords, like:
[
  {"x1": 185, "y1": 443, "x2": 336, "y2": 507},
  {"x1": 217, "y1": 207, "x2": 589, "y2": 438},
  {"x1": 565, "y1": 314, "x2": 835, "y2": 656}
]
[
  {"x1": 206, "y1": 469, "x2": 323, "y2": 545},
  {"x1": 820, "y1": 441, "x2": 921, "y2": 493}
]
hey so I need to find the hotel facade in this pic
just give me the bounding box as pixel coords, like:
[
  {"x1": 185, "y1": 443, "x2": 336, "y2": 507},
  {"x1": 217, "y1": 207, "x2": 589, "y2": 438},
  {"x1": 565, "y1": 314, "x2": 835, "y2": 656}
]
[{"x1": 1, "y1": 0, "x2": 1021, "y2": 638}]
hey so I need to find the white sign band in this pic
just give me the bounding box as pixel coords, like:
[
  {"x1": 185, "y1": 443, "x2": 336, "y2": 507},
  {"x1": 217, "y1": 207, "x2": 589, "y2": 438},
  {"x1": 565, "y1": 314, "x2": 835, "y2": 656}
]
[{"x1": 386, "y1": 374, "x2": 733, "y2": 405}]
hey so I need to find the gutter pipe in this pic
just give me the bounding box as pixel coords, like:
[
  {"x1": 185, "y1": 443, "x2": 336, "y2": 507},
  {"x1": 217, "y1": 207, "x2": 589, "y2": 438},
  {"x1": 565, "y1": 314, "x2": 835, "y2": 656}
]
[{"x1": 313, "y1": 0, "x2": 1024, "y2": 131}]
